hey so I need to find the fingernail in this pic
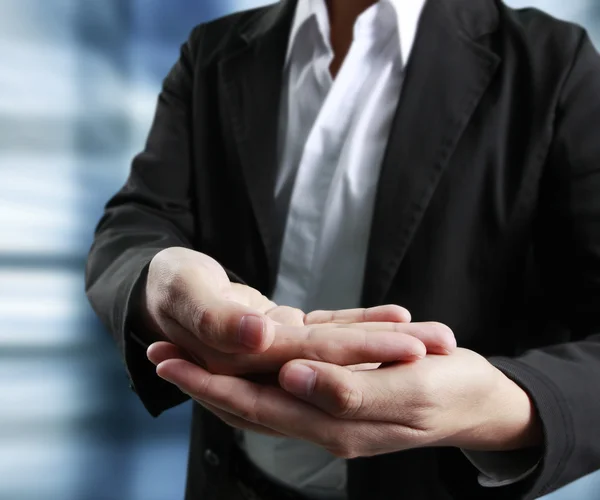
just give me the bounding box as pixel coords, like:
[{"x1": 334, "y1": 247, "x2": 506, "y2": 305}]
[
  {"x1": 283, "y1": 364, "x2": 316, "y2": 397},
  {"x1": 238, "y1": 315, "x2": 265, "y2": 349}
]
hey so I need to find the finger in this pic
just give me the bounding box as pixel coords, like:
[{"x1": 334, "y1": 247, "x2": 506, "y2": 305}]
[
  {"x1": 280, "y1": 360, "x2": 428, "y2": 424},
  {"x1": 305, "y1": 305, "x2": 411, "y2": 325},
  {"x1": 359, "y1": 322, "x2": 457, "y2": 355},
  {"x1": 396, "y1": 322, "x2": 456, "y2": 354},
  {"x1": 199, "y1": 402, "x2": 285, "y2": 437},
  {"x1": 308, "y1": 322, "x2": 455, "y2": 355},
  {"x1": 146, "y1": 341, "x2": 214, "y2": 370},
  {"x1": 147, "y1": 342, "x2": 191, "y2": 365},
  {"x1": 149, "y1": 352, "x2": 284, "y2": 436},
  {"x1": 147, "y1": 342, "x2": 281, "y2": 436},
  {"x1": 280, "y1": 361, "x2": 362, "y2": 418},
  {"x1": 265, "y1": 305, "x2": 306, "y2": 326},
  {"x1": 227, "y1": 283, "x2": 277, "y2": 312},
  {"x1": 345, "y1": 363, "x2": 382, "y2": 371},
  {"x1": 156, "y1": 358, "x2": 340, "y2": 443},
  {"x1": 170, "y1": 296, "x2": 276, "y2": 355},
  {"x1": 238, "y1": 325, "x2": 427, "y2": 374},
  {"x1": 156, "y1": 358, "x2": 408, "y2": 457}
]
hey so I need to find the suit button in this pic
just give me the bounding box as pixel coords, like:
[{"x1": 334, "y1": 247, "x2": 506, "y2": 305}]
[{"x1": 204, "y1": 449, "x2": 220, "y2": 467}]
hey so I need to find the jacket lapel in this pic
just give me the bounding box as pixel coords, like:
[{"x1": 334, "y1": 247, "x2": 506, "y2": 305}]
[
  {"x1": 361, "y1": 0, "x2": 501, "y2": 306},
  {"x1": 219, "y1": 0, "x2": 297, "y2": 293}
]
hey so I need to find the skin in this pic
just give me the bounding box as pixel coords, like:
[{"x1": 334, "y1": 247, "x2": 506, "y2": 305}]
[
  {"x1": 144, "y1": 247, "x2": 456, "y2": 436},
  {"x1": 146, "y1": 0, "x2": 542, "y2": 458},
  {"x1": 328, "y1": 0, "x2": 378, "y2": 77},
  {"x1": 143, "y1": 248, "x2": 456, "y2": 377},
  {"x1": 150, "y1": 346, "x2": 542, "y2": 454},
  {"x1": 146, "y1": 248, "x2": 541, "y2": 453}
]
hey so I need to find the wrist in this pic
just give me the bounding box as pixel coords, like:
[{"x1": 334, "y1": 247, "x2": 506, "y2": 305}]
[
  {"x1": 462, "y1": 370, "x2": 543, "y2": 452},
  {"x1": 440, "y1": 367, "x2": 542, "y2": 452}
]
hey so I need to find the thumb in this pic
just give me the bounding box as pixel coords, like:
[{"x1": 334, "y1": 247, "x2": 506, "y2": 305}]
[
  {"x1": 172, "y1": 296, "x2": 276, "y2": 355},
  {"x1": 279, "y1": 360, "x2": 366, "y2": 419}
]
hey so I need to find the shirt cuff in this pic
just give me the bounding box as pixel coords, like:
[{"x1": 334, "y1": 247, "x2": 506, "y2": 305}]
[{"x1": 461, "y1": 448, "x2": 542, "y2": 488}]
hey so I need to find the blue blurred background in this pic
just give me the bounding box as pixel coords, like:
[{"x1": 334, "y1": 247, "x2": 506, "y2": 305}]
[{"x1": 1, "y1": 1, "x2": 598, "y2": 499}]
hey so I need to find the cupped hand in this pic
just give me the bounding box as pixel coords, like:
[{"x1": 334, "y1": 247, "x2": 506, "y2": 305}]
[
  {"x1": 151, "y1": 346, "x2": 542, "y2": 452},
  {"x1": 143, "y1": 248, "x2": 456, "y2": 377}
]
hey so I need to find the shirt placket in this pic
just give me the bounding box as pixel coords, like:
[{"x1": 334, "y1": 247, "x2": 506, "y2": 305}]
[{"x1": 273, "y1": 34, "x2": 374, "y2": 310}]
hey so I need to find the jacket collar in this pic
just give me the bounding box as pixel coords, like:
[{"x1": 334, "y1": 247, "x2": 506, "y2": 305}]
[
  {"x1": 237, "y1": 0, "x2": 500, "y2": 50},
  {"x1": 285, "y1": 0, "x2": 428, "y2": 68},
  {"x1": 223, "y1": 0, "x2": 502, "y2": 299}
]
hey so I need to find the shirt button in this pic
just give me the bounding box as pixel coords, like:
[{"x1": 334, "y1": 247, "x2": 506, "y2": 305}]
[{"x1": 204, "y1": 449, "x2": 220, "y2": 467}]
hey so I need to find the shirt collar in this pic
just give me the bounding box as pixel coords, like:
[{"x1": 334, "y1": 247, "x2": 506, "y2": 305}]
[{"x1": 285, "y1": 0, "x2": 428, "y2": 67}]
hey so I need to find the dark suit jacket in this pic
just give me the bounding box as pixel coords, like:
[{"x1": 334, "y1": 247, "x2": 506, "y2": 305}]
[{"x1": 85, "y1": 0, "x2": 600, "y2": 498}]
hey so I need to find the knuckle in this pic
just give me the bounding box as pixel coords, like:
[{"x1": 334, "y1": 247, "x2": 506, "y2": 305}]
[
  {"x1": 331, "y1": 383, "x2": 363, "y2": 419},
  {"x1": 191, "y1": 305, "x2": 220, "y2": 340},
  {"x1": 300, "y1": 328, "x2": 328, "y2": 362},
  {"x1": 292, "y1": 307, "x2": 307, "y2": 322},
  {"x1": 237, "y1": 386, "x2": 264, "y2": 423},
  {"x1": 360, "y1": 308, "x2": 368, "y2": 323},
  {"x1": 331, "y1": 310, "x2": 344, "y2": 322}
]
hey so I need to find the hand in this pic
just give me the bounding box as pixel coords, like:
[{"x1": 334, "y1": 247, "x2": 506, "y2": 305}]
[
  {"x1": 143, "y1": 248, "x2": 456, "y2": 377},
  {"x1": 151, "y1": 346, "x2": 542, "y2": 453}
]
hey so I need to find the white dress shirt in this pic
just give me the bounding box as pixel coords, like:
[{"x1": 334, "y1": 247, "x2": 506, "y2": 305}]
[
  {"x1": 241, "y1": 0, "x2": 538, "y2": 497},
  {"x1": 242, "y1": 2, "x2": 421, "y2": 497}
]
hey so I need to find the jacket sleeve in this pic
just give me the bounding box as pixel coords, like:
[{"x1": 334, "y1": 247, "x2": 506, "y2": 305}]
[
  {"x1": 85, "y1": 25, "x2": 235, "y2": 417},
  {"x1": 483, "y1": 31, "x2": 600, "y2": 499}
]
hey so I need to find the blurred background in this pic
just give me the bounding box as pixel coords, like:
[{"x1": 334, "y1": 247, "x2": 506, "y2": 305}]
[{"x1": 0, "y1": 1, "x2": 598, "y2": 499}]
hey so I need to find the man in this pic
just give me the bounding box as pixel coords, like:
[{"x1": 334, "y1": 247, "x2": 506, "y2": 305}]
[{"x1": 85, "y1": 0, "x2": 600, "y2": 498}]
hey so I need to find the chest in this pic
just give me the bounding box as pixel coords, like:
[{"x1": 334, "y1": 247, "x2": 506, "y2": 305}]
[
  {"x1": 274, "y1": 32, "x2": 406, "y2": 240},
  {"x1": 193, "y1": 31, "x2": 557, "y2": 344}
]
